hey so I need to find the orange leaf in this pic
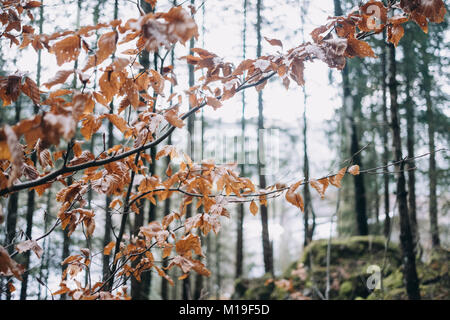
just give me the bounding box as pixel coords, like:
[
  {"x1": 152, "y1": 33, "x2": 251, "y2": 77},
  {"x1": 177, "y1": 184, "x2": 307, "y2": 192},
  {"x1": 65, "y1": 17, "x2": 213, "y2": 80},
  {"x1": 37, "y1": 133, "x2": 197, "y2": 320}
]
[
  {"x1": 387, "y1": 24, "x2": 404, "y2": 47},
  {"x1": 329, "y1": 167, "x2": 347, "y2": 188},
  {"x1": 264, "y1": 36, "x2": 283, "y2": 48},
  {"x1": 206, "y1": 96, "x2": 222, "y2": 110},
  {"x1": 345, "y1": 38, "x2": 376, "y2": 58},
  {"x1": 285, "y1": 180, "x2": 304, "y2": 212},
  {"x1": 43, "y1": 69, "x2": 74, "y2": 89},
  {"x1": 50, "y1": 35, "x2": 81, "y2": 66},
  {"x1": 103, "y1": 241, "x2": 115, "y2": 255},
  {"x1": 164, "y1": 107, "x2": 184, "y2": 128},
  {"x1": 250, "y1": 200, "x2": 258, "y2": 215}
]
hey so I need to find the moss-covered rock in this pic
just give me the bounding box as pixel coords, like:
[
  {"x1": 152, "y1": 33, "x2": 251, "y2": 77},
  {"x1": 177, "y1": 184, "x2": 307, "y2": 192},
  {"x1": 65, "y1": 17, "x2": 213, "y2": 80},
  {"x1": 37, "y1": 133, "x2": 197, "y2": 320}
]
[
  {"x1": 366, "y1": 248, "x2": 449, "y2": 300},
  {"x1": 299, "y1": 236, "x2": 401, "y2": 299},
  {"x1": 232, "y1": 237, "x2": 448, "y2": 300}
]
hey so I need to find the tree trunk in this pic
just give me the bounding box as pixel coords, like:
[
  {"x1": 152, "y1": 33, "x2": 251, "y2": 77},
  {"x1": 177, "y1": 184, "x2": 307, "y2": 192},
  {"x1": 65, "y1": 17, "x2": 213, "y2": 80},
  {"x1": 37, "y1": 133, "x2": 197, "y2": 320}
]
[
  {"x1": 183, "y1": 0, "x2": 196, "y2": 300},
  {"x1": 256, "y1": 0, "x2": 273, "y2": 276},
  {"x1": 235, "y1": 0, "x2": 247, "y2": 280},
  {"x1": 403, "y1": 32, "x2": 419, "y2": 253},
  {"x1": 387, "y1": 42, "x2": 420, "y2": 300},
  {"x1": 419, "y1": 41, "x2": 440, "y2": 249},
  {"x1": 300, "y1": 0, "x2": 314, "y2": 247},
  {"x1": 381, "y1": 29, "x2": 391, "y2": 238},
  {"x1": 161, "y1": 36, "x2": 176, "y2": 299},
  {"x1": 20, "y1": 0, "x2": 45, "y2": 300},
  {"x1": 334, "y1": 0, "x2": 368, "y2": 236},
  {"x1": 5, "y1": 98, "x2": 21, "y2": 300}
]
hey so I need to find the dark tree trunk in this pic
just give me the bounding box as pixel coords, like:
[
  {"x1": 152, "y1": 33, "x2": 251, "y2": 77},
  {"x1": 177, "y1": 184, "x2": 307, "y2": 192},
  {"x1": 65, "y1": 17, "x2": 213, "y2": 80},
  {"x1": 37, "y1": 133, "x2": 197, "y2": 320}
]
[
  {"x1": 387, "y1": 43, "x2": 420, "y2": 300},
  {"x1": 405, "y1": 68, "x2": 419, "y2": 253},
  {"x1": 256, "y1": 0, "x2": 273, "y2": 276},
  {"x1": 381, "y1": 32, "x2": 391, "y2": 238},
  {"x1": 334, "y1": 0, "x2": 368, "y2": 236}
]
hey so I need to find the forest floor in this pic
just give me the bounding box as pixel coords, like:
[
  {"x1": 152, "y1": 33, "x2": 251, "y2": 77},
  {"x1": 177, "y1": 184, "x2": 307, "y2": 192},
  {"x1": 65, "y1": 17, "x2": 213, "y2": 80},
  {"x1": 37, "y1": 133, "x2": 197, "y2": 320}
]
[{"x1": 232, "y1": 236, "x2": 449, "y2": 300}]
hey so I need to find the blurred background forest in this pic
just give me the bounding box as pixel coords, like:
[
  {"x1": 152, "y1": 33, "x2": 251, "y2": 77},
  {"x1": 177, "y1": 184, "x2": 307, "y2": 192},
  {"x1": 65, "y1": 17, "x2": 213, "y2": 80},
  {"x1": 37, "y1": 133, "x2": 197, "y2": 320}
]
[{"x1": 0, "y1": 0, "x2": 448, "y2": 300}]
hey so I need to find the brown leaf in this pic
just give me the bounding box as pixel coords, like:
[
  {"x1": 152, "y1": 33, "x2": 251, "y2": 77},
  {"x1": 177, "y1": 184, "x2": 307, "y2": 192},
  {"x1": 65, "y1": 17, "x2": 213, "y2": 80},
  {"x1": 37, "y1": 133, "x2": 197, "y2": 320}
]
[
  {"x1": 206, "y1": 96, "x2": 222, "y2": 110},
  {"x1": 346, "y1": 38, "x2": 376, "y2": 58},
  {"x1": 0, "y1": 245, "x2": 23, "y2": 280},
  {"x1": 285, "y1": 180, "x2": 304, "y2": 212},
  {"x1": 43, "y1": 69, "x2": 74, "y2": 89},
  {"x1": 348, "y1": 164, "x2": 360, "y2": 176},
  {"x1": 387, "y1": 24, "x2": 404, "y2": 47},
  {"x1": 264, "y1": 36, "x2": 283, "y2": 48},
  {"x1": 50, "y1": 35, "x2": 81, "y2": 66},
  {"x1": 104, "y1": 241, "x2": 115, "y2": 255},
  {"x1": 104, "y1": 114, "x2": 131, "y2": 135},
  {"x1": 15, "y1": 240, "x2": 43, "y2": 259},
  {"x1": 80, "y1": 114, "x2": 103, "y2": 141},
  {"x1": 175, "y1": 233, "x2": 203, "y2": 258},
  {"x1": 290, "y1": 58, "x2": 305, "y2": 86},
  {"x1": 21, "y1": 77, "x2": 40, "y2": 105},
  {"x1": 4, "y1": 125, "x2": 23, "y2": 186},
  {"x1": 164, "y1": 107, "x2": 184, "y2": 128},
  {"x1": 329, "y1": 167, "x2": 347, "y2": 188},
  {"x1": 83, "y1": 31, "x2": 118, "y2": 71},
  {"x1": 250, "y1": 200, "x2": 258, "y2": 215}
]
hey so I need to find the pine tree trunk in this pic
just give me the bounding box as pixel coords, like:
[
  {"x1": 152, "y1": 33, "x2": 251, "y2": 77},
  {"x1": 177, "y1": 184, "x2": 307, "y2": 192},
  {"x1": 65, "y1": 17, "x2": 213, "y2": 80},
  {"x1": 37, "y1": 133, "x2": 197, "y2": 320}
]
[
  {"x1": 333, "y1": 0, "x2": 368, "y2": 236},
  {"x1": 300, "y1": 0, "x2": 314, "y2": 247},
  {"x1": 256, "y1": 0, "x2": 273, "y2": 276},
  {"x1": 387, "y1": 42, "x2": 420, "y2": 300},
  {"x1": 381, "y1": 30, "x2": 391, "y2": 238},
  {"x1": 404, "y1": 62, "x2": 419, "y2": 253},
  {"x1": 419, "y1": 41, "x2": 440, "y2": 249},
  {"x1": 235, "y1": 0, "x2": 247, "y2": 280}
]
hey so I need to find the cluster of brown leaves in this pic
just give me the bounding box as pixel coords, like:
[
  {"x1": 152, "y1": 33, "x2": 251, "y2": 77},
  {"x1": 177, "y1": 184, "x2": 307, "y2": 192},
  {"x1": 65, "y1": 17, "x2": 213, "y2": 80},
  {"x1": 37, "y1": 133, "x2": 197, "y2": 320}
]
[
  {"x1": 0, "y1": 0, "x2": 41, "y2": 47},
  {"x1": 286, "y1": 165, "x2": 360, "y2": 212},
  {"x1": 52, "y1": 249, "x2": 130, "y2": 300}
]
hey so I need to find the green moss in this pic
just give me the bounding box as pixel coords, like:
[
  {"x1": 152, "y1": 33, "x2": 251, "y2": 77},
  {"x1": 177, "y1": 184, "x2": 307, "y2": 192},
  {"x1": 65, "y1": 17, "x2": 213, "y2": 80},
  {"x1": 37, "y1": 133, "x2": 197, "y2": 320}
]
[
  {"x1": 270, "y1": 286, "x2": 290, "y2": 300},
  {"x1": 339, "y1": 281, "x2": 354, "y2": 298}
]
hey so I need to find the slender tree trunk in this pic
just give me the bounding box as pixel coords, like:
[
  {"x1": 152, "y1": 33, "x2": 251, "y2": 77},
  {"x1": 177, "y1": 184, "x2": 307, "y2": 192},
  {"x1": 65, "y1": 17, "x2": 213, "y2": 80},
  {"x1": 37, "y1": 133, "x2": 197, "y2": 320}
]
[
  {"x1": 403, "y1": 34, "x2": 419, "y2": 253},
  {"x1": 161, "y1": 137, "x2": 171, "y2": 299},
  {"x1": 302, "y1": 87, "x2": 314, "y2": 245},
  {"x1": 102, "y1": 0, "x2": 119, "y2": 287},
  {"x1": 20, "y1": 0, "x2": 45, "y2": 300},
  {"x1": 235, "y1": 0, "x2": 247, "y2": 280},
  {"x1": 381, "y1": 30, "x2": 391, "y2": 238},
  {"x1": 37, "y1": 188, "x2": 51, "y2": 300},
  {"x1": 5, "y1": 98, "x2": 21, "y2": 300},
  {"x1": 129, "y1": 0, "x2": 155, "y2": 300},
  {"x1": 256, "y1": 0, "x2": 273, "y2": 276},
  {"x1": 387, "y1": 42, "x2": 420, "y2": 300},
  {"x1": 161, "y1": 36, "x2": 176, "y2": 299},
  {"x1": 215, "y1": 234, "x2": 221, "y2": 299},
  {"x1": 183, "y1": 0, "x2": 196, "y2": 300},
  {"x1": 61, "y1": 0, "x2": 83, "y2": 300},
  {"x1": 419, "y1": 41, "x2": 440, "y2": 249},
  {"x1": 300, "y1": 0, "x2": 314, "y2": 247},
  {"x1": 334, "y1": 0, "x2": 368, "y2": 236}
]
